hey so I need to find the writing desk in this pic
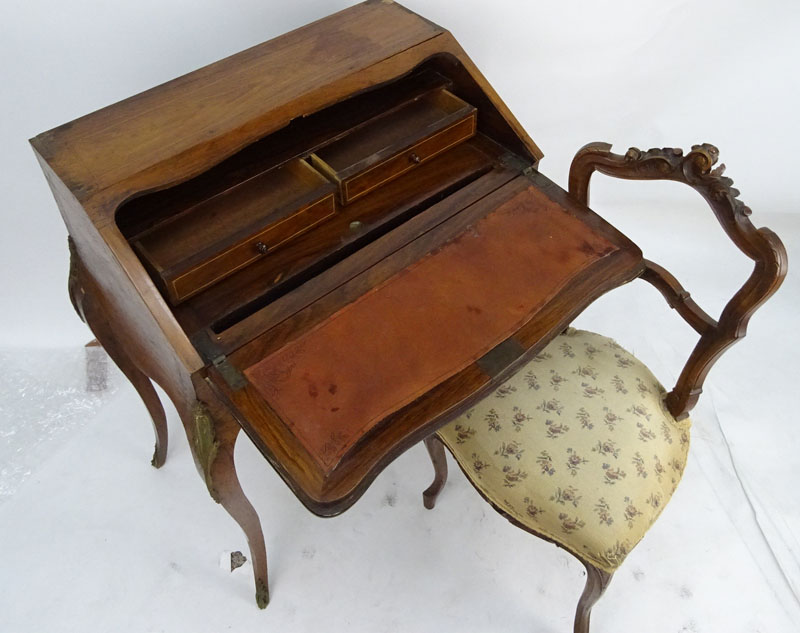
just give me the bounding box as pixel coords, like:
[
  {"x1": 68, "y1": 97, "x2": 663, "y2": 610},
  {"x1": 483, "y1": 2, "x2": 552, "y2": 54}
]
[{"x1": 31, "y1": 1, "x2": 644, "y2": 608}]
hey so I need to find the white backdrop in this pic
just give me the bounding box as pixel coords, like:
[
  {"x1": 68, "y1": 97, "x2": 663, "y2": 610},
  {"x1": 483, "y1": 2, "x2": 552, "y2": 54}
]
[{"x1": 1, "y1": 2, "x2": 799, "y2": 632}]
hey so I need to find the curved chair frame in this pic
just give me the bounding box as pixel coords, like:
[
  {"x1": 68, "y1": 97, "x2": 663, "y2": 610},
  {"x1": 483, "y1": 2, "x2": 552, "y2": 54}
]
[
  {"x1": 423, "y1": 143, "x2": 787, "y2": 632},
  {"x1": 569, "y1": 142, "x2": 787, "y2": 420}
]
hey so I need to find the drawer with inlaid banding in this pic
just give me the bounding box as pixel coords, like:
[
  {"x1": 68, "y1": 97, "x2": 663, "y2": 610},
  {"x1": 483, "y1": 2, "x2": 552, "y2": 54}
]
[
  {"x1": 133, "y1": 159, "x2": 336, "y2": 304},
  {"x1": 311, "y1": 89, "x2": 477, "y2": 204}
]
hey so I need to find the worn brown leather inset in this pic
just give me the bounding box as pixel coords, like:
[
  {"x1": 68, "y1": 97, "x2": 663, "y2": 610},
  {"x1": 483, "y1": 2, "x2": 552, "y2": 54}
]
[{"x1": 244, "y1": 185, "x2": 617, "y2": 473}]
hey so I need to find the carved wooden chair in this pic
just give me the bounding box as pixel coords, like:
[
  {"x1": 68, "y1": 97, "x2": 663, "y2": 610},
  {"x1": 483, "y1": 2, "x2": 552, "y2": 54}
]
[{"x1": 421, "y1": 143, "x2": 787, "y2": 633}]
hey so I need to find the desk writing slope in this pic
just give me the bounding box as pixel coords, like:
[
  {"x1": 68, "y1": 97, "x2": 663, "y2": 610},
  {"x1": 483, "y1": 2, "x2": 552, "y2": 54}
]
[
  {"x1": 212, "y1": 174, "x2": 642, "y2": 512},
  {"x1": 246, "y1": 183, "x2": 614, "y2": 469}
]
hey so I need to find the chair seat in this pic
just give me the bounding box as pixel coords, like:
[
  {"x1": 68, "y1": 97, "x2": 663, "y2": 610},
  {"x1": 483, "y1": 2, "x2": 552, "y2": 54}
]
[{"x1": 437, "y1": 328, "x2": 691, "y2": 573}]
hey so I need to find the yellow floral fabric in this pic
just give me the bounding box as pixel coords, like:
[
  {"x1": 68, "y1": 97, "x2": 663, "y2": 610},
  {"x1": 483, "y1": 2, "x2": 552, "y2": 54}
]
[{"x1": 437, "y1": 329, "x2": 691, "y2": 573}]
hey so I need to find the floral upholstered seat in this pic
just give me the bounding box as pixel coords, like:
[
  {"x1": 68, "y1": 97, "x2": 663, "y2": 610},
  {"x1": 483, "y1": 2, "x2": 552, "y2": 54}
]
[{"x1": 436, "y1": 328, "x2": 691, "y2": 573}]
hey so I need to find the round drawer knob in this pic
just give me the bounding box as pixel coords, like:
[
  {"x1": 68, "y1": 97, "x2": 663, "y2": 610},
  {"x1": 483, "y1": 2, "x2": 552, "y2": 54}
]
[
  {"x1": 255, "y1": 241, "x2": 268, "y2": 254},
  {"x1": 408, "y1": 152, "x2": 421, "y2": 164}
]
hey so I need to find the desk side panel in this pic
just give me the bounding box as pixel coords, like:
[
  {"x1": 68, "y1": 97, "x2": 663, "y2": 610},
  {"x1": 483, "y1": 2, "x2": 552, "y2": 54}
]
[{"x1": 34, "y1": 149, "x2": 202, "y2": 403}]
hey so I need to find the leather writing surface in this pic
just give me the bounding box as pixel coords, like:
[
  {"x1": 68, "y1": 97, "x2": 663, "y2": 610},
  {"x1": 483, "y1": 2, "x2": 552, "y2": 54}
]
[{"x1": 244, "y1": 185, "x2": 617, "y2": 472}]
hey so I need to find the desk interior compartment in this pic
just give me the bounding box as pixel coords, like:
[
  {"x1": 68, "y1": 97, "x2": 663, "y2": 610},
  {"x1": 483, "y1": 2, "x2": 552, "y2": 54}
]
[
  {"x1": 116, "y1": 59, "x2": 543, "y2": 340},
  {"x1": 133, "y1": 159, "x2": 336, "y2": 304},
  {"x1": 310, "y1": 89, "x2": 476, "y2": 204},
  {"x1": 189, "y1": 138, "x2": 499, "y2": 337}
]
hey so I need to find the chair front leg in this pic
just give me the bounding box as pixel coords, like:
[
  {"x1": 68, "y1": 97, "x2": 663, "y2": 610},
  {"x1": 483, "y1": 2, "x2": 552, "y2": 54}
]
[
  {"x1": 574, "y1": 562, "x2": 613, "y2": 633},
  {"x1": 422, "y1": 434, "x2": 448, "y2": 509}
]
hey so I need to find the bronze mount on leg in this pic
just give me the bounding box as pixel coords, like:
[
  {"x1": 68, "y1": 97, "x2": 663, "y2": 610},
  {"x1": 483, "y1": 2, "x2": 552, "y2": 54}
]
[{"x1": 187, "y1": 387, "x2": 270, "y2": 609}]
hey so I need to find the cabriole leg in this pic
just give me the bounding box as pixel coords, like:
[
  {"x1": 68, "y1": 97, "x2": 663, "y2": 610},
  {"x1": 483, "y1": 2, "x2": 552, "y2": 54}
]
[
  {"x1": 422, "y1": 434, "x2": 448, "y2": 509},
  {"x1": 69, "y1": 242, "x2": 169, "y2": 467},
  {"x1": 189, "y1": 401, "x2": 270, "y2": 608},
  {"x1": 574, "y1": 562, "x2": 613, "y2": 633},
  {"x1": 98, "y1": 327, "x2": 169, "y2": 467}
]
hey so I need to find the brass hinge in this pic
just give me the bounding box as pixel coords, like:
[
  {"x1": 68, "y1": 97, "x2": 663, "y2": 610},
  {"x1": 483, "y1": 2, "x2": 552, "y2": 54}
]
[
  {"x1": 476, "y1": 337, "x2": 526, "y2": 379},
  {"x1": 499, "y1": 152, "x2": 537, "y2": 178},
  {"x1": 191, "y1": 331, "x2": 248, "y2": 390},
  {"x1": 212, "y1": 354, "x2": 248, "y2": 390}
]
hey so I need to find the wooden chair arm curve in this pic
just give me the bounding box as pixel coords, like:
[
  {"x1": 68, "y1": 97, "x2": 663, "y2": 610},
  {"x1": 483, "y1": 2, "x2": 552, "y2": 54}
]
[{"x1": 568, "y1": 142, "x2": 788, "y2": 420}]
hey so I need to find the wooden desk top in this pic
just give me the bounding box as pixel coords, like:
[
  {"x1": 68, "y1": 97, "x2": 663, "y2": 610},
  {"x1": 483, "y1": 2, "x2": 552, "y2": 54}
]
[{"x1": 29, "y1": 0, "x2": 542, "y2": 226}]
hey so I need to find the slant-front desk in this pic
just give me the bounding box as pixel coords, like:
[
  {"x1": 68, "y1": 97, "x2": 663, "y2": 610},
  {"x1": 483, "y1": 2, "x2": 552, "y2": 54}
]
[{"x1": 30, "y1": 1, "x2": 786, "y2": 624}]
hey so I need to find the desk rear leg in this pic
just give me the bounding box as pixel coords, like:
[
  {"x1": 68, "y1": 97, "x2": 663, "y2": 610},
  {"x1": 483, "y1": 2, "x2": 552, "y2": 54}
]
[{"x1": 68, "y1": 242, "x2": 169, "y2": 467}]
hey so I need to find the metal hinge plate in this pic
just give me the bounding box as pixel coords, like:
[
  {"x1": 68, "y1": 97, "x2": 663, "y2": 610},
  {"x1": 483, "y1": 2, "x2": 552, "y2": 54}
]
[
  {"x1": 499, "y1": 152, "x2": 537, "y2": 177},
  {"x1": 212, "y1": 355, "x2": 248, "y2": 390},
  {"x1": 191, "y1": 331, "x2": 248, "y2": 390},
  {"x1": 476, "y1": 337, "x2": 526, "y2": 379}
]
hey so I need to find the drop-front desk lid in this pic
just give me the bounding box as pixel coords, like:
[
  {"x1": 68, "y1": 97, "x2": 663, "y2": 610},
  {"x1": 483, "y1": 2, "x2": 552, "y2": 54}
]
[{"x1": 205, "y1": 169, "x2": 643, "y2": 516}]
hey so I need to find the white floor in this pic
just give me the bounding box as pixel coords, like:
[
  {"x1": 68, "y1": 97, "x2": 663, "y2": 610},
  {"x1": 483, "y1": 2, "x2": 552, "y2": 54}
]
[{"x1": 1, "y1": 204, "x2": 798, "y2": 633}]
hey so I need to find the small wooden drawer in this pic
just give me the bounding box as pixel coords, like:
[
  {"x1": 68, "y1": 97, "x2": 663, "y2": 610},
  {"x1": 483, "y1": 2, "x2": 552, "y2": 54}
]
[
  {"x1": 310, "y1": 89, "x2": 476, "y2": 204},
  {"x1": 135, "y1": 159, "x2": 336, "y2": 304}
]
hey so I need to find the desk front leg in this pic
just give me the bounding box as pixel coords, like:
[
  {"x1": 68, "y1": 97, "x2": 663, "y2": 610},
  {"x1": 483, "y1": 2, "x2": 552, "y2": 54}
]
[
  {"x1": 69, "y1": 237, "x2": 269, "y2": 608},
  {"x1": 184, "y1": 389, "x2": 270, "y2": 609}
]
